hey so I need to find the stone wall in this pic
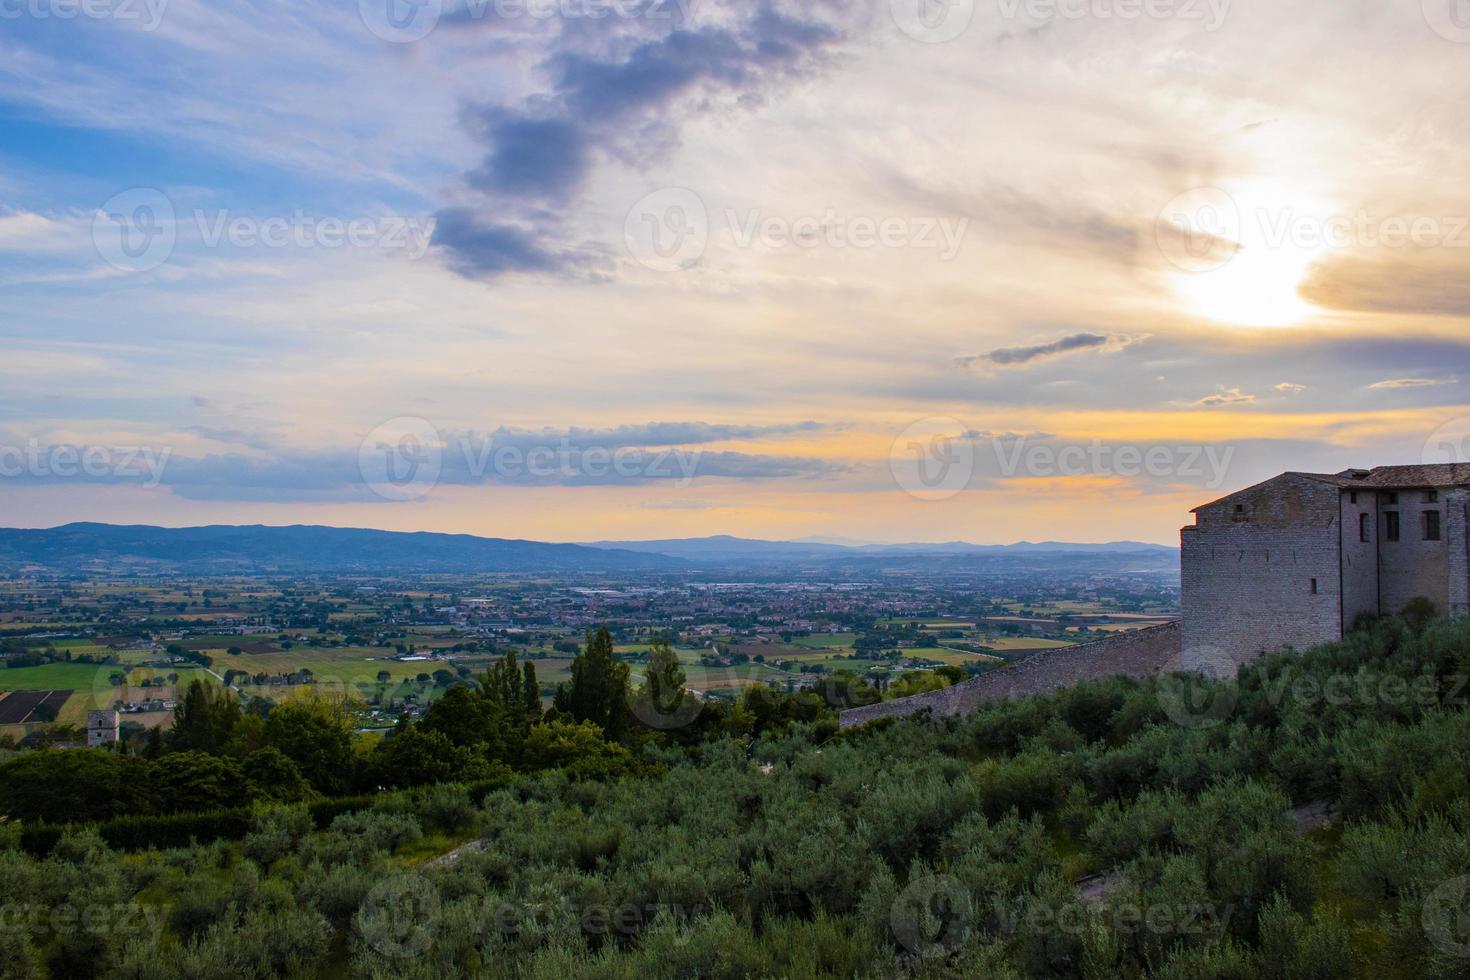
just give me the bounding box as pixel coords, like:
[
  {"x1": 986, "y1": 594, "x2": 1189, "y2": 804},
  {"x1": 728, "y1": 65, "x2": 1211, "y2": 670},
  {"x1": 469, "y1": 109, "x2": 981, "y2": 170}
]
[
  {"x1": 837, "y1": 621, "x2": 1182, "y2": 729},
  {"x1": 1378, "y1": 488, "x2": 1453, "y2": 616},
  {"x1": 1181, "y1": 474, "x2": 1344, "y2": 665},
  {"x1": 1448, "y1": 490, "x2": 1470, "y2": 617}
]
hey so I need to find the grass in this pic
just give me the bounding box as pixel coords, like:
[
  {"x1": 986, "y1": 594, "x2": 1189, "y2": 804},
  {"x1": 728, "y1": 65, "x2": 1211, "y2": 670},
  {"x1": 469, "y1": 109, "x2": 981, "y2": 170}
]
[{"x1": 0, "y1": 662, "x2": 119, "y2": 692}]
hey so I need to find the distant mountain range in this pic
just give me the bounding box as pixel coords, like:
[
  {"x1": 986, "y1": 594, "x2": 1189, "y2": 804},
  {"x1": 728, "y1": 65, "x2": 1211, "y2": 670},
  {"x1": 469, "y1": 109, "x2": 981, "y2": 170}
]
[
  {"x1": 582, "y1": 535, "x2": 1176, "y2": 562},
  {"x1": 0, "y1": 524, "x2": 1176, "y2": 576},
  {"x1": 0, "y1": 523, "x2": 678, "y2": 574}
]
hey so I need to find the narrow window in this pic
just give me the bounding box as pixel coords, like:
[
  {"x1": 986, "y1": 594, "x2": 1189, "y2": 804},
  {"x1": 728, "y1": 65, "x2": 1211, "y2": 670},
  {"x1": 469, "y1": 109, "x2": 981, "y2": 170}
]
[
  {"x1": 1386, "y1": 492, "x2": 1399, "y2": 505},
  {"x1": 1425, "y1": 510, "x2": 1442, "y2": 541},
  {"x1": 1360, "y1": 513, "x2": 1371, "y2": 543},
  {"x1": 1349, "y1": 491, "x2": 1358, "y2": 504},
  {"x1": 1385, "y1": 511, "x2": 1400, "y2": 542},
  {"x1": 1426, "y1": 490, "x2": 1439, "y2": 503},
  {"x1": 1310, "y1": 578, "x2": 1318, "y2": 595}
]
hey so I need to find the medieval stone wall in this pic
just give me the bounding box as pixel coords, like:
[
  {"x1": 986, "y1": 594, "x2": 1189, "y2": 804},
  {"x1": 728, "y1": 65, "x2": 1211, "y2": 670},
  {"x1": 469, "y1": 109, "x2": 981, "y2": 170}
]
[
  {"x1": 1181, "y1": 474, "x2": 1345, "y2": 664},
  {"x1": 837, "y1": 621, "x2": 1182, "y2": 729}
]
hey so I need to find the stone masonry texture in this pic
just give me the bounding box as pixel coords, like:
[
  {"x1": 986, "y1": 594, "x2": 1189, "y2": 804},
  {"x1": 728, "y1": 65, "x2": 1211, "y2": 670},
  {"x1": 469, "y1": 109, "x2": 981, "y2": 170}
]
[{"x1": 838, "y1": 622, "x2": 1182, "y2": 728}]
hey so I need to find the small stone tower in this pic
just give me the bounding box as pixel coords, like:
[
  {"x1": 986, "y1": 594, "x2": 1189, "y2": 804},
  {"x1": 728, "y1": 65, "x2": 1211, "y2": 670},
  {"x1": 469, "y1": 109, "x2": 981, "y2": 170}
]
[{"x1": 87, "y1": 709, "x2": 120, "y2": 747}]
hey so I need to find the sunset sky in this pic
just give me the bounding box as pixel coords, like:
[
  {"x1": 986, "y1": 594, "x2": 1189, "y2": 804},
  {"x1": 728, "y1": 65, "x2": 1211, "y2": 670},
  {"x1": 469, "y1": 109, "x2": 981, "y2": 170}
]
[{"x1": 2, "y1": 0, "x2": 1469, "y2": 545}]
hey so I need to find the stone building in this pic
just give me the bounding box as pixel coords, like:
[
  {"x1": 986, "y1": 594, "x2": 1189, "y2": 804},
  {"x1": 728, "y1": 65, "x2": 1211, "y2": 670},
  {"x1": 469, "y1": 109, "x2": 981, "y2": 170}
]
[
  {"x1": 1181, "y1": 464, "x2": 1470, "y2": 665},
  {"x1": 87, "y1": 709, "x2": 120, "y2": 747}
]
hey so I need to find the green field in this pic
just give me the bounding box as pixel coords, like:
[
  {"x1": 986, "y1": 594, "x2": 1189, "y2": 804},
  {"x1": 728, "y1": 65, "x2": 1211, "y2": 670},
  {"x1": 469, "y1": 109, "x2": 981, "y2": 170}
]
[
  {"x1": 788, "y1": 633, "x2": 856, "y2": 649},
  {"x1": 0, "y1": 662, "x2": 119, "y2": 693}
]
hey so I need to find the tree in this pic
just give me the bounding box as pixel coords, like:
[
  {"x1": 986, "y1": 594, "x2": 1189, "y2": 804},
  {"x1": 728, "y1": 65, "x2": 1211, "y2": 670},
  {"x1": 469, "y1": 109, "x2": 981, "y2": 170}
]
[
  {"x1": 171, "y1": 679, "x2": 243, "y2": 754},
  {"x1": 0, "y1": 751, "x2": 151, "y2": 823},
  {"x1": 376, "y1": 670, "x2": 392, "y2": 685},
  {"x1": 553, "y1": 627, "x2": 630, "y2": 743},
  {"x1": 368, "y1": 727, "x2": 500, "y2": 789},
  {"x1": 152, "y1": 751, "x2": 248, "y2": 813},
  {"x1": 242, "y1": 746, "x2": 315, "y2": 803},
  {"x1": 419, "y1": 686, "x2": 509, "y2": 757},
  {"x1": 521, "y1": 721, "x2": 635, "y2": 780},
  {"x1": 263, "y1": 694, "x2": 358, "y2": 796},
  {"x1": 480, "y1": 650, "x2": 539, "y2": 739}
]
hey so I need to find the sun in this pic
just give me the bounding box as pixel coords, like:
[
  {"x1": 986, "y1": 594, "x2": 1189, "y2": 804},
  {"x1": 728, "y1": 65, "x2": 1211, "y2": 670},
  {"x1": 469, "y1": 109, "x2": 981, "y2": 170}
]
[{"x1": 1167, "y1": 182, "x2": 1331, "y2": 328}]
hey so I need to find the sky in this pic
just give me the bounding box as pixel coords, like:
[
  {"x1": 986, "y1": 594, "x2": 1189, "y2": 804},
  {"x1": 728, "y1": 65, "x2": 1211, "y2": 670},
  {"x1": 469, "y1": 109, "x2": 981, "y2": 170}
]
[{"x1": 2, "y1": 0, "x2": 1469, "y2": 545}]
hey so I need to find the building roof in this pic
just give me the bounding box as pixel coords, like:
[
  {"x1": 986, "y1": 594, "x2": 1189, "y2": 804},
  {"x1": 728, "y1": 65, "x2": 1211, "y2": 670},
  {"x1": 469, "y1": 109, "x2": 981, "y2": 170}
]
[
  {"x1": 1191, "y1": 464, "x2": 1470, "y2": 513},
  {"x1": 1302, "y1": 464, "x2": 1470, "y2": 490}
]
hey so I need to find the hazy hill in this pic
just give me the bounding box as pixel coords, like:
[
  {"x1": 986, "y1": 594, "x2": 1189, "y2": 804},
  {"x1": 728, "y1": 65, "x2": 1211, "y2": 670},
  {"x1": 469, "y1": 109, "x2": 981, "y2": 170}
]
[{"x1": 0, "y1": 523, "x2": 681, "y2": 575}]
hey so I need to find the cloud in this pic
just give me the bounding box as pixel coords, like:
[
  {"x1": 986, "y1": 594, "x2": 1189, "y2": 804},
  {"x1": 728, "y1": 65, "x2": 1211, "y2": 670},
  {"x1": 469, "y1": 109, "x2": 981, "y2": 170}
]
[
  {"x1": 435, "y1": 1, "x2": 855, "y2": 279},
  {"x1": 430, "y1": 207, "x2": 609, "y2": 279},
  {"x1": 1367, "y1": 377, "x2": 1458, "y2": 390},
  {"x1": 471, "y1": 420, "x2": 828, "y2": 450},
  {"x1": 1300, "y1": 252, "x2": 1470, "y2": 317},
  {"x1": 464, "y1": 112, "x2": 592, "y2": 201},
  {"x1": 1274, "y1": 382, "x2": 1306, "y2": 394},
  {"x1": 0, "y1": 211, "x2": 75, "y2": 251},
  {"x1": 1193, "y1": 386, "x2": 1255, "y2": 408},
  {"x1": 958, "y1": 332, "x2": 1132, "y2": 368}
]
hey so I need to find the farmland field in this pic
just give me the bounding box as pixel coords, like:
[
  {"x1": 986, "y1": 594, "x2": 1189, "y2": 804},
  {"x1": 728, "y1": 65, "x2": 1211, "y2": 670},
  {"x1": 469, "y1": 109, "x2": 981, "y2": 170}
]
[{"x1": 0, "y1": 662, "x2": 118, "y2": 692}]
